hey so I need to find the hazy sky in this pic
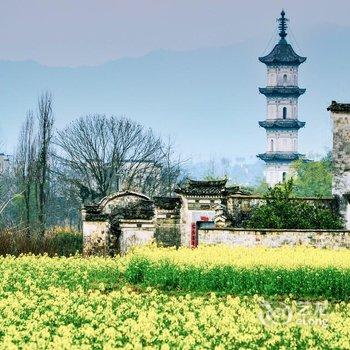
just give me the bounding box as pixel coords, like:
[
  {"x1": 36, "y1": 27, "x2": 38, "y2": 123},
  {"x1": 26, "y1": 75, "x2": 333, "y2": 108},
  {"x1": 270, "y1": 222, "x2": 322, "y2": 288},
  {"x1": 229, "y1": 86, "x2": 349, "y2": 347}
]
[{"x1": 0, "y1": 0, "x2": 349, "y2": 66}]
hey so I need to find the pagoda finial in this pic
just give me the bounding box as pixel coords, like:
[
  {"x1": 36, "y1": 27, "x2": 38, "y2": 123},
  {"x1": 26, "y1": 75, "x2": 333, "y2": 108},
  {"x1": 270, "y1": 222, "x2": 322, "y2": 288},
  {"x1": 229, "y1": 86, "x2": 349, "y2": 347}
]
[{"x1": 277, "y1": 9, "x2": 289, "y2": 40}]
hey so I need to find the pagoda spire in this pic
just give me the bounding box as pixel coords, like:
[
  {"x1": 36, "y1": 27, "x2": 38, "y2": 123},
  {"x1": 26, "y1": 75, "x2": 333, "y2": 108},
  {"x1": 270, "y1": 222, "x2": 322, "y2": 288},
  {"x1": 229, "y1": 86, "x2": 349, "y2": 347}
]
[{"x1": 277, "y1": 10, "x2": 289, "y2": 40}]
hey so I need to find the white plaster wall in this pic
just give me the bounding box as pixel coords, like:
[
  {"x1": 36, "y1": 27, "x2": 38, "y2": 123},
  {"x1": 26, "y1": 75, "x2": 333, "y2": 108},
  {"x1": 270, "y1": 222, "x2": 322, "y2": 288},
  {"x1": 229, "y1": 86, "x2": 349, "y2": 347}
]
[
  {"x1": 178, "y1": 196, "x2": 218, "y2": 247},
  {"x1": 265, "y1": 163, "x2": 292, "y2": 187},
  {"x1": 181, "y1": 209, "x2": 216, "y2": 247},
  {"x1": 267, "y1": 98, "x2": 298, "y2": 120},
  {"x1": 267, "y1": 68, "x2": 277, "y2": 86},
  {"x1": 266, "y1": 102, "x2": 277, "y2": 120},
  {"x1": 267, "y1": 66, "x2": 298, "y2": 87},
  {"x1": 266, "y1": 131, "x2": 298, "y2": 153},
  {"x1": 119, "y1": 221, "x2": 154, "y2": 255}
]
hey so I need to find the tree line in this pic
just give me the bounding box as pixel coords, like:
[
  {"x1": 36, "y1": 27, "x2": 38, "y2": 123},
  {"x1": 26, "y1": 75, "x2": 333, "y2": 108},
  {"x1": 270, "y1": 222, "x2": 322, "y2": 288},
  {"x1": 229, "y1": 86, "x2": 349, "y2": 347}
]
[{"x1": 0, "y1": 92, "x2": 185, "y2": 233}]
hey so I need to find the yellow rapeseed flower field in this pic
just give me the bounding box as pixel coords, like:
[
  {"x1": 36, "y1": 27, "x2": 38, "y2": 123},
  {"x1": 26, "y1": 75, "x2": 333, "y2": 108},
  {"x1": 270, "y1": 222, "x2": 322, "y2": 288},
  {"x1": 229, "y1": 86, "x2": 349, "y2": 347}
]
[
  {"x1": 127, "y1": 244, "x2": 350, "y2": 269},
  {"x1": 0, "y1": 247, "x2": 349, "y2": 349}
]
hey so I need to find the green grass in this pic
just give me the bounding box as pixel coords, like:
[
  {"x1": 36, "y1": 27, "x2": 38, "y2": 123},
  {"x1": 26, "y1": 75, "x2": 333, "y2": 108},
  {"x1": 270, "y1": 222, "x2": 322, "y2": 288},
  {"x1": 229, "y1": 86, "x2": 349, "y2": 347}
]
[{"x1": 124, "y1": 256, "x2": 350, "y2": 300}]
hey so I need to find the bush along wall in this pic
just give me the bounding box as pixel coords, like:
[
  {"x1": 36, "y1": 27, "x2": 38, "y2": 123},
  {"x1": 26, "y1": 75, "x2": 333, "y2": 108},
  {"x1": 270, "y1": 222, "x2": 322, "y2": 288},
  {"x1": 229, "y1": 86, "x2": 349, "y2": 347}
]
[{"x1": 243, "y1": 179, "x2": 344, "y2": 230}]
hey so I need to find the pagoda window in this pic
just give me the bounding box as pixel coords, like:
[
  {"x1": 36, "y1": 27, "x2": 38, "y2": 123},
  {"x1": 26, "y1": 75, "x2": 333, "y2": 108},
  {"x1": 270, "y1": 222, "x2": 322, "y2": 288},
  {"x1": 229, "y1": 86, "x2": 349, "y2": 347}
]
[
  {"x1": 282, "y1": 172, "x2": 287, "y2": 182},
  {"x1": 270, "y1": 139, "x2": 274, "y2": 152},
  {"x1": 283, "y1": 74, "x2": 288, "y2": 86},
  {"x1": 282, "y1": 107, "x2": 287, "y2": 119}
]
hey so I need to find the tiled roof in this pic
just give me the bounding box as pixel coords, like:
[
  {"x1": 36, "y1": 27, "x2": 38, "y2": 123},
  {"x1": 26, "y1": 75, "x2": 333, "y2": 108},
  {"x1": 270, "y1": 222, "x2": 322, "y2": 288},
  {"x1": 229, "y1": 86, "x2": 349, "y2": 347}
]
[
  {"x1": 259, "y1": 87, "x2": 306, "y2": 97},
  {"x1": 175, "y1": 179, "x2": 228, "y2": 196},
  {"x1": 327, "y1": 101, "x2": 350, "y2": 113},
  {"x1": 257, "y1": 152, "x2": 304, "y2": 162},
  {"x1": 259, "y1": 39, "x2": 306, "y2": 66},
  {"x1": 259, "y1": 119, "x2": 305, "y2": 130},
  {"x1": 153, "y1": 196, "x2": 181, "y2": 210}
]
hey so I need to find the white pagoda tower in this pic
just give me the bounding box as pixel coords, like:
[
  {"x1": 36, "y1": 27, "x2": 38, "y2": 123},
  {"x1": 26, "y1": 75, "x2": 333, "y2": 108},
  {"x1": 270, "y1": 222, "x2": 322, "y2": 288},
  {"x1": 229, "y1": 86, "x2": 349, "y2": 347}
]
[{"x1": 258, "y1": 10, "x2": 306, "y2": 187}]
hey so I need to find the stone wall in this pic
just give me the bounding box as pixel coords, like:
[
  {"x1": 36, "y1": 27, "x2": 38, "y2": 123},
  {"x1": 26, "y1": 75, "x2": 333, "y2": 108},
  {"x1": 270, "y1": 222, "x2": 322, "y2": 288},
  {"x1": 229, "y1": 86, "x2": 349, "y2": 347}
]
[
  {"x1": 82, "y1": 179, "x2": 342, "y2": 255},
  {"x1": 154, "y1": 212, "x2": 180, "y2": 247},
  {"x1": 154, "y1": 197, "x2": 181, "y2": 247},
  {"x1": 328, "y1": 101, "x2": 350, "y2": 229},
  {"x1": 198, "y1": 227, "x2": 350, "y2": 248},
  {"x1": 154, "y1": 225, "x2": 180, "y2": 247}
]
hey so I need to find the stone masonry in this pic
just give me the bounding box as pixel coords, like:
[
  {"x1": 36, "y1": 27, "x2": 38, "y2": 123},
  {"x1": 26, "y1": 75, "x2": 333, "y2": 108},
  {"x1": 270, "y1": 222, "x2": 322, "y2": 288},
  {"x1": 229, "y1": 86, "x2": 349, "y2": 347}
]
[
  {"x1": 198, "y1": 227, "x2": 350, "y2": 249},
  {"x1": 328, "y1": 101, "x2": 350, "y2": 229}
]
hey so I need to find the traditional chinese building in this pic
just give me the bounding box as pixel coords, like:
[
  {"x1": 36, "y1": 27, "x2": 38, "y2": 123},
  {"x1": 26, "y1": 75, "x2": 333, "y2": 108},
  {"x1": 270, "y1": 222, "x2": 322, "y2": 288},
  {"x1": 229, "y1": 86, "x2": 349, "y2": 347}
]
[{"x1": 258, "y1": 10, "x2": 306, "y2": 186}]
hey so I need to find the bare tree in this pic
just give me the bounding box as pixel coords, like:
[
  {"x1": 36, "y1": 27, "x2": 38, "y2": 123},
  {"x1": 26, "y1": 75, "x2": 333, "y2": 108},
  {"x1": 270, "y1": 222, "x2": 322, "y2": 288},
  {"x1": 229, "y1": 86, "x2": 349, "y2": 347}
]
[
  {"x1": 36, "y1": 92, "x2": 54, "y2": 235},
  {"x1": 0, "y1": 162, "x2": 22, "y2": 227},
  {"x1": 15, "y1": 111, "x2": 37, "y2": 232},
  {"x1": 150, "y1": 138, "x2": 186, "y2": 197},
  {"x1": 55, "y1": 115, "x2": 180, "y2": 203}
]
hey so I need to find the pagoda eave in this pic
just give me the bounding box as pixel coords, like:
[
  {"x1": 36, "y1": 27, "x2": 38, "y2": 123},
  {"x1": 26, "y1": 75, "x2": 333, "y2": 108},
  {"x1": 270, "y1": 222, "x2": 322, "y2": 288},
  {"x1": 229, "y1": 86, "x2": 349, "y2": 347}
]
[
  {"x1": 257, "y1": 152, "x2": 304, "y2": 162},
  {"x1": 258, "y1": 119, "x2": 306, "y2": 130},
  {"x1": 258, "y1": 57, "x2": 307, "y2": 67},
  {"x1": 259, "y1": 87, "x2": 306, "y2": 97},
  {"x1": 258, "y1": 38, "x2": 307, "y2": 67}
]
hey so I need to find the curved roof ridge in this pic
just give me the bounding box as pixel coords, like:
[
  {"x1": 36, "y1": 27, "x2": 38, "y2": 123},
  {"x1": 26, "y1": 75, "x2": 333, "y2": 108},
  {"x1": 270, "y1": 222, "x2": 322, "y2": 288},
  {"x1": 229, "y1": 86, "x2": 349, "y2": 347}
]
[
  {"x1": 259, "y1": 40, "x2": 306, "y2": 66},
  {"x1": 98, "y1": 190, "x2": 151, "y2": 208}
]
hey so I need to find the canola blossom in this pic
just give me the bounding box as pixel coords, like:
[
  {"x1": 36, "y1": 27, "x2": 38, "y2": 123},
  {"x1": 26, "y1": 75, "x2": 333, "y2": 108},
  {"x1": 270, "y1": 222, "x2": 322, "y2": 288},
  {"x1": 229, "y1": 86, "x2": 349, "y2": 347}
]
[
  {"x1": 127, "y1": 245, "x2": 350, "y2": 269},
  {"x1": 124, "y1": 245, "x2": 350, "y2": 299},
  {"x1": 0, "y1": 248, "x2": 350, "y2": 348},
  {"x1": 1, "y1": 285, "x2": 350, "y2": 350}
]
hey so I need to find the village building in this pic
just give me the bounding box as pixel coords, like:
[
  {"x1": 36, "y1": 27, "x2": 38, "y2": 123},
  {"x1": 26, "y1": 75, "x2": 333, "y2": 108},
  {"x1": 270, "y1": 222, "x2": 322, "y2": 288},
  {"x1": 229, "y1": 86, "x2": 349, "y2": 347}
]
[
  {"x1": 328, "y1": 101, "x2": 350, "y2": 229},
  {"x1": 258, "y1": 10, "x2": 306, "y2": 187},
  {"x1": 174, "y1": 179, "x2": 232, "y2": 246},
  {"x1": 82, "y1": 177, "x2": 342, "y2": 255}
]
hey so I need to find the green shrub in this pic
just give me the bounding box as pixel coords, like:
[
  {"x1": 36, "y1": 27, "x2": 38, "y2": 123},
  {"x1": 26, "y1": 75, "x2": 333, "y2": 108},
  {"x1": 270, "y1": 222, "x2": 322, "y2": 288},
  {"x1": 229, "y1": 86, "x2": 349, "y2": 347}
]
[{"x1": 244, "y1": 179, "x2": 343, "y2": 229}]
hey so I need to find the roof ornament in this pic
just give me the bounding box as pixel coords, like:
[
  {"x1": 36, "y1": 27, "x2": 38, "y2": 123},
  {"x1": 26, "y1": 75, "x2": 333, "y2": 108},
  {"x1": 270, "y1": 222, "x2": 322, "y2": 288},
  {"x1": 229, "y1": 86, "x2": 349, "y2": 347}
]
[{"x1": 277, "y1": 10, "x2": 289, "y2": 40}]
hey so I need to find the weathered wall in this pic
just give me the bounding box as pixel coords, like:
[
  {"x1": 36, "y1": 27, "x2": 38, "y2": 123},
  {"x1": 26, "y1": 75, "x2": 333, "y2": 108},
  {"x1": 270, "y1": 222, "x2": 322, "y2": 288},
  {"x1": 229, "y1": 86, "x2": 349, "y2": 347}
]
[
  {"x1": 82, "y1": 221, "x2": 109, "y2": 255},
  {"x1": 198, "y1": 227, "x2": 350, "y2": 248},
  {"x1": 154, "y1": 198, "x2": 181, "y2": 247},
  {"x1": 99, "y1": 192, "x2": 151, "y2": 215},
  {"x1": 155, "y1": 210, "x2": 180, "y2": 247},
  {"x1": 331, "y1": 110, "x2": 350, "y2": 195},
  {"x1": 329, "y1": 106, "x2": 350, "y2": 228},
  {"x1": 118, "y1": 219, "x2": 154, "y2": 255},
  {"x1": 154, "y1": 224, "x2": 180, "y2": 247}
]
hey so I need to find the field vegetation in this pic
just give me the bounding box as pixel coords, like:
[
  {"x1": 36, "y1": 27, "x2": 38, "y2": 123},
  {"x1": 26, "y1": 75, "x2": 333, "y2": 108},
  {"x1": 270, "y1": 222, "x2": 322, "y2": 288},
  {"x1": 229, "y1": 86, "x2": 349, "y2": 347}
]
[
  {"x1": 1, "y1": 245, "x2": 350, "y2": 349},
  {"x1": 0, "y1": 228, "x2": 82, "y2": 256},
  {"x1": 125, "y1": 245, "x2": 350, "y2": 300}
]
